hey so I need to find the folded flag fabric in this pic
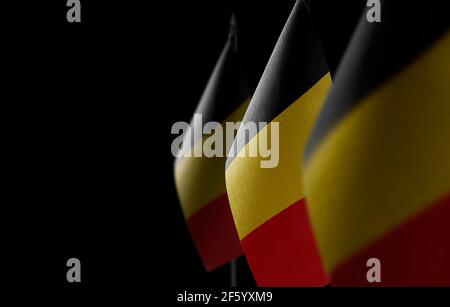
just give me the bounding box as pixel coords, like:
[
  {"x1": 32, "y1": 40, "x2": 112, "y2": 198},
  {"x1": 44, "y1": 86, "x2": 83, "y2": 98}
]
[
  {"x1": 303, "y1": 0, "x2": 450, "y2": 286},
  {"x1": 174, "y1": 16, "x2": 250, "y2": 271},
  {"x1": 225, "y1": 0, "x2": 331, "y2": 286}
]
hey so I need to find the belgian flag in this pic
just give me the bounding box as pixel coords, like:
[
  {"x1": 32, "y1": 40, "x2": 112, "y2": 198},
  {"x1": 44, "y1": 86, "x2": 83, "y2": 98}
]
[
  {"x1": 174, "y1": 16, "x2": 250, "y2": 271},
  {"x1": 225, "y1": 0, "x2": 331, "y2": 286},
  {"x1": 304, "y1": 0, "x2": 450, "y2": 286}
]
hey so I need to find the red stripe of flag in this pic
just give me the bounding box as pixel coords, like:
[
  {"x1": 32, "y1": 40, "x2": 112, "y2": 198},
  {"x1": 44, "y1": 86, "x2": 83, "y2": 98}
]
[
  {"x1": 241, "y1": 198, "x2": 329, "y2": 286},
  {"x1": 332, "y1": 192, "x2": 450, "y2": 286},
  {"x1": 186, "y1": 193, "x2": 242, "y2": 271}
]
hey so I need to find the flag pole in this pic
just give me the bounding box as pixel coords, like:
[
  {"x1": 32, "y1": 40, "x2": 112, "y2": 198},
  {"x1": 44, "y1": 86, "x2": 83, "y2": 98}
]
[
  {"x1": 230, "y1": 259, "x2": 237, "y2": 287},
  {"x1": 229, "y1": 12, "x2": 239, "y2": 289},
  {"x1": 229, "y1": 14, "x2": 238, "y2": 52}
]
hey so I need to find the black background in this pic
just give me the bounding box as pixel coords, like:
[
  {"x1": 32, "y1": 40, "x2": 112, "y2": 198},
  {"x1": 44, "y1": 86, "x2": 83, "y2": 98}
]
[{"x1": 1, "y1": 0, "x2": 394, "y2": 299}]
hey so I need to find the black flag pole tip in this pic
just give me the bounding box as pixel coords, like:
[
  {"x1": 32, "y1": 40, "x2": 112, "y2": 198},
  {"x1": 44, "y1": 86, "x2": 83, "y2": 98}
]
[{"x1": 229, "y1": 13, "x2": 238, "y2": 52}]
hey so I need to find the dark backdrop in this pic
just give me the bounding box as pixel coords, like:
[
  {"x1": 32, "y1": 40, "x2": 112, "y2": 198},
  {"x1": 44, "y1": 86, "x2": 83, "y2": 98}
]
[{"x1": 6, "y1": 0, "x2": 366, "y2": 297}]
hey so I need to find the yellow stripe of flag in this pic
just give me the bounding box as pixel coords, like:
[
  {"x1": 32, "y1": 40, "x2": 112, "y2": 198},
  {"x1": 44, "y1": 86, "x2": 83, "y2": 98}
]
[
  {"x1": 175, "y1": 98, "x2": 250, "y2": 218},
  {"x1": 226, "y1": 73, "x2": 331, "y2": 239}
]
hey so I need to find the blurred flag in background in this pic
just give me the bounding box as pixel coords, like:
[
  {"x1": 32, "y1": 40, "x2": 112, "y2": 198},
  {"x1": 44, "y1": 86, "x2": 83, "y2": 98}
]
[
  {"x1": 174, "y1": 16, "x2": 250, "y2": 271},
  {"x1": 304, "y1": 0, "x2": 450, "y2": 286}
]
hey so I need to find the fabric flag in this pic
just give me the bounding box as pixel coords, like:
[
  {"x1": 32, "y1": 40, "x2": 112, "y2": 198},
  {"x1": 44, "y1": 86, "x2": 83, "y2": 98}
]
[
  {"x1": 174, "y1": 16, "x2": 250, "y2": 271},
  {"x1": 225, "y1": 0, "x2": 331, "y2": 286},
  {"x1": 303, "y1": 0, "x2": 450, "y2": 286}
]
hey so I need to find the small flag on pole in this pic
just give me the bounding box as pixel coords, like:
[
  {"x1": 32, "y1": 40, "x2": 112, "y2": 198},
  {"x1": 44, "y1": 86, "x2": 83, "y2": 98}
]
[
  {"x1": 174, "y1": 15, "x2": 250, "y2": 271},
  {"x1": 225, "y1": 0, "x2": 331, "y2": 286}
]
